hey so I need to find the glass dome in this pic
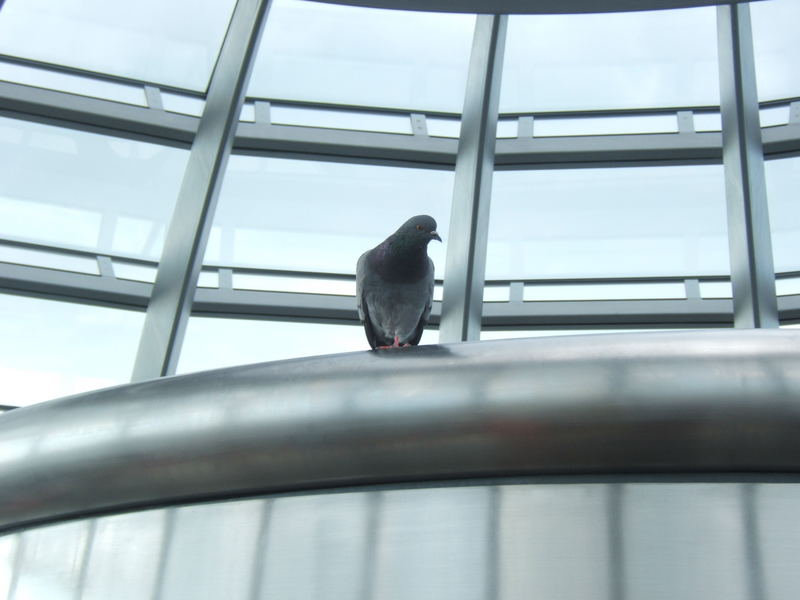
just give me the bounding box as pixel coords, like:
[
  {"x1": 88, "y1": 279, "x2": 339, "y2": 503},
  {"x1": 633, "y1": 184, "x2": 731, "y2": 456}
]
[{"x1": 0, "y1": 0, "x2": 798, "y2": 406}]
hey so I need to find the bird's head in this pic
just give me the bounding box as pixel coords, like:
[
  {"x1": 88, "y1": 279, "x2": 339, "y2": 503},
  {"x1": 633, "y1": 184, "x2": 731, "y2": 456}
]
[{"x1": 397, "y1": 215, "x2": 442, "y2": 246}]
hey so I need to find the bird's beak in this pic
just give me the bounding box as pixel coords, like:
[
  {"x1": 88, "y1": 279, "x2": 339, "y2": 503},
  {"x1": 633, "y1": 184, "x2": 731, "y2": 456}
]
[{"x1": 431, "y1": 231, "x2": 442, "y2": 242}]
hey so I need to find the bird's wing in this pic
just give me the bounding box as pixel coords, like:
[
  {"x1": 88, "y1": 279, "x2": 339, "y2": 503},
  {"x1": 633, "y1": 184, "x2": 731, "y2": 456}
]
[
  {"x1": 356, "y1": 251, "x2": 380, "y2": 349},
  {"x1": 407, "y1": 257, "x2": 435, "y2": 346}
]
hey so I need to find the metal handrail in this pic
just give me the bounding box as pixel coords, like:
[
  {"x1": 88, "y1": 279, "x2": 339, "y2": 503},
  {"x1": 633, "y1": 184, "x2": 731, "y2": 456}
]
[{"x1": 2, "y1": 329, "x2": 799, "y2": 533}]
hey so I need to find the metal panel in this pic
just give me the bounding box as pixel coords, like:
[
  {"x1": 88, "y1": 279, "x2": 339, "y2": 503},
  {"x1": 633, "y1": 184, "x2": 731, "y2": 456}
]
[
  {"x1": 131, "y1": 0, "x2": 272, "y2": 381},
  {"x1": 716, "y1": 4, "x2": 778, "y2": 328},
  {"x1": 2, "y1": 329, "x2": 800, "y2": 532},
  {"x1": 440, "y1": 15, "x2": 507, "y2": 342}
]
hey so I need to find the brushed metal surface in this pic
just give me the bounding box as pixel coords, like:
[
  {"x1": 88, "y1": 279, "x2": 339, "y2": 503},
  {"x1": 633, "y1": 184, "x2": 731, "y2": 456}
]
[{"x1": 2, "y1": 330, "x2": 800, "y2": 531}]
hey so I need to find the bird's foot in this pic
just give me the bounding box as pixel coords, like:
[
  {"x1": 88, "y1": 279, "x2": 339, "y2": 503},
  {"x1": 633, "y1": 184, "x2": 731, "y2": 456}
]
[{"x1": 375, "y1": 336, "x2": 404, "y2": 350}]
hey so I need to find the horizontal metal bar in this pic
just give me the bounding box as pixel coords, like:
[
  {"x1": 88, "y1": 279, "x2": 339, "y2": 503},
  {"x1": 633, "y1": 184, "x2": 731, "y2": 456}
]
[
  {"x1": 312, "y1": 0, "x2": 760, "y2": 14},
  {"x1": 2, "y1": 80, "x2": 800, "y2": 168},
  {"x1": 1, "y1": 328, "x2": 799, "y2": 533},
  {"x1": 0, "y1": 259, "x2": 747, "y2": 329},
  {"x1": 0, "y1": 80, "x2": 196, "y2": 148}
]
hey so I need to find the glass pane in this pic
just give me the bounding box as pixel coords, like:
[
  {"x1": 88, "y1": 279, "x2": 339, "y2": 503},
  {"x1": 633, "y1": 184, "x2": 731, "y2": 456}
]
[
  {"x1": 483, "y1": 285, "x2": 510, "y2": 302},
  {"x1": 271, "y1": 105, "x2": 412, "y2": 134},
  {"x1": 205, "y1": 156, "x2": 452, "y2": 276},
  {"x1": 623, "y1": 484, "x2": 749, "y2": 600},
  {"x1": 499, "y1": 485, "x2": 610, "y2": 599},
  {"x1": 160, "y1": 500, "x2": 263, "y2": 600},
  {"x1": 0, "y1": 0, "x2": 237, "y2": 91},
  {"x1": 15, "y1": 521, "x2": 90, "y2": 600},
  {"x1": 752, "y1": 0, "x2": 800, "y2": 102},
  {"x1": 756, "y1": 485, "x2": 800, "y2": 600},
  {"x1": 488, "y1": 165, "x2": 728, "y2": 279},
  {"x1": 0, "y1": 116, "x2": 188, "y2": 260},
  {"x1": 178, "y1": 317, "x2": 440, "y2": 374},
  {"x1": 501, "y1": 7, "x2": 719, "y2": 112},
  {"x1": 694, "y1": 111, "x2": 722, "y2": 132},
  {"x1": 0, "y1": 243, "x2": 99, "y2": 274},
  {"x1": 777, "y1": 277, "x2": 800, "y2": 296},
  {"x1": 0, "y1": 61, "x2": 147, "y2": 106},
  {"x1": 766, "y1": 156, "x2": 800, "y2": 273},
  {"x1": 699, "y1": 280, "x2": 733, "y2": 298},
  {"x1": 0, "y1": 534, "x2": 17, "y2": 600},
  {"x1": 534, "y1": 114, "x2": 678, "y2": 137},
  {"x1": 373, "y1": 487, "x2": 491, "y2": 600},
  {"x1": 496, "y1": 119, "x2": 518, "y2": 139},
  {"x1": 248, "y1": 0, "x2": 475, "y2": 112},
  {"x1": 523, "y1": 282, "x2": 686, "y2": 301},
  {"x1": 259, "y1": 494, "x2": 371, "y2": 600},
  {"x1": 83, "y1": 511, "x2": 166, "y2": 600},
  {"x1": 0, "y1": 293, "x2": 144, "y2": 407},
  {"x1": 480, "y1": 329, "x2": 674, "y2": 341},
  {"x1": 113, "y1": 261, "x2": 158, "y2": 283},
  {"x1": 233, "y1": 273, "x2": 356, "y2": 296},
  {"x1": 427, "y1": 117, "x2": 461, "y2": 138},
  {"x1": 161, "y1": 92, "x2": 205, "y2": 116},
  {"x1": 760, "y1": 105, "x2": 790, "y2": 128}
]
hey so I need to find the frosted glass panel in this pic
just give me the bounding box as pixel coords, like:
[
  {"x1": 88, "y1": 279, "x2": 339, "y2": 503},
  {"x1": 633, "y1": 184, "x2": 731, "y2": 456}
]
[
  {"x1": 205, "y1": 156, "x2": 452, "y2": 276},
  {"x1": 0, "y1": 293, "x2": 144, "y2": 407},
  {"x1": 0, "y1": 0, "x2": 237, "y2": 91},
  {"x1": 500, "y1": 485, "x2": 610, "y2": 600},
  {"x1": 373, "y1": 488, "x2": 490, "y2": 600},
  {"x1": 249, "y1": 0, "x2": 475, "y2": 112},
  {"x1": 488, "y1": 165, "x2": 728, "y2": 279},
  {"x1": 766, "y1": 156, "x2": 800, "y2": 272},
  {"x1": 501, "y1": 7, "x2": 719, "y2": 112},
  {"x1": 14, "y1": 521, "x2": 89, "y2": 600},
  {"x1": 756, "y1": 485, "x2": 800, "y2": 600},
  {"x1": 752, "y1": 0, "x2": 800, "y2": 102},
  {"x1": 259, "y1": 494, "x2": 372, "y2": 600},
  {"x1": 623, "y1": 484, "x2": 749, "y2": 600},
  {"x1": 0, "y1": 535, "x2": 16, "y2": 600},
  {"x1": 160, "y1": 501, "x2": 263, "y2": 600},
  {"x1": 83, "y1": 511, "x2": 166, "y2": 600},
  {"x1": 0, "y1": 117, "x2": 187, "y2": 260}
]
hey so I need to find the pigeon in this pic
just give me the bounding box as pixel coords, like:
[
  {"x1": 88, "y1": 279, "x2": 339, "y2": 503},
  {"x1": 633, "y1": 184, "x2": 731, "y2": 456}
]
[{"x1": 357, "y1": 215, "x2": 442, "y2": 349}]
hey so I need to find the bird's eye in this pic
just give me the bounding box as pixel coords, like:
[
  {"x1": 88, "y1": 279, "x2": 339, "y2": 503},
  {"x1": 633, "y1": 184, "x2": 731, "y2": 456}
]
[{"x1": 416, "y1": 224, "x2": 424, "y2": 231}]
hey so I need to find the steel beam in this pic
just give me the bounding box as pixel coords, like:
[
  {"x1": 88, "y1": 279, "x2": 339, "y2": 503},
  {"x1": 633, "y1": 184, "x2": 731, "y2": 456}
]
[
  {"x1": 131, "y1": 0, "x2": 272, "y2": 381},
  {"x1": 440, "y1": 15, "x2": 507, "y2": 342},
  {"x1": 716, "y1": 4, "x2": 778, "y2": 328}
]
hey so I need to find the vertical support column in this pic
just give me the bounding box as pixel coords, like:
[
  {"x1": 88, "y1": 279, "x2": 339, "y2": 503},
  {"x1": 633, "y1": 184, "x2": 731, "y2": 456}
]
[
  {"x1": 439, "y1": 15, "x2": 507, "y2": 343},
  {"x1": 132, "y1": 0, "x2": 272, "y2": 381},
  {"x1": 717, "y1": 4, "x2": 778, "y2": 328}
]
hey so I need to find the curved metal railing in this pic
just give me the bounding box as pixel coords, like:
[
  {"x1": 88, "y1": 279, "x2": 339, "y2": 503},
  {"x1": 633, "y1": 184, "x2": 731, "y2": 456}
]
[{"x1": 1, "y1": 329, "x2": 800, "y2": 533}]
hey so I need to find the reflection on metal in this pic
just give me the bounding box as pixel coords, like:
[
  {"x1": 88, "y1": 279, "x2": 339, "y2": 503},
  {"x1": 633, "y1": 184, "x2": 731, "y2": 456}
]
[
  {"x1": 716, "y1": 4, "x2": 778, "y2": 329},
  {"x1": 131, "y1": 0, "x2": 273, "y2": 381},
  {"x1": 441, "y1": 15, "x2": 507, "y2": 343},
  {"x1": 2, "y1": 330, "x2": 800, "y2": 532}
]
